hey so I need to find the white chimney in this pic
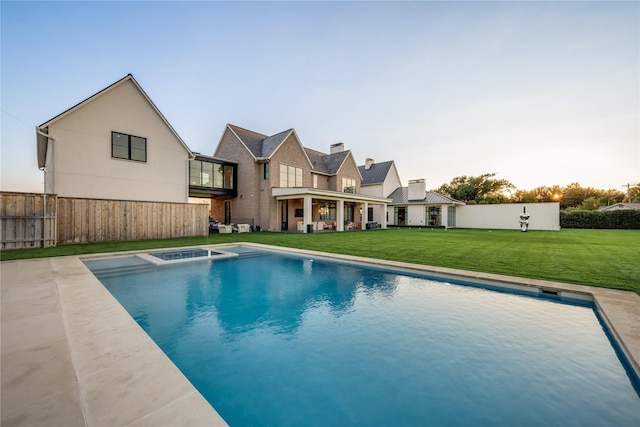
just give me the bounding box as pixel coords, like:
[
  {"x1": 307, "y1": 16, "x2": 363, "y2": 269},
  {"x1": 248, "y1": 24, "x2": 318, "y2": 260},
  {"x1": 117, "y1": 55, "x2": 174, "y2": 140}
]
[
  {"x1": 365, "y1": 158, "x2": 375, "y2": 170},
  {"x1": 408, "y1": 179, "x2": 426, "y2": 200},
  {"x1": 330, "y1": 142, "x2": 344, "y2": 154}
]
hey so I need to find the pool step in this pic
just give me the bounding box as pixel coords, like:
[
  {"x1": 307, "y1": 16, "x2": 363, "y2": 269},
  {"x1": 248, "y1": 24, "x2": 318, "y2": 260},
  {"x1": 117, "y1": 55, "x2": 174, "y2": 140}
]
[
  {"x1": 90, "y1": 263, "x2": 159, "y2": 279},
  {"x1": 235, "y1": 251, "x2": 269, "y2": 259}
]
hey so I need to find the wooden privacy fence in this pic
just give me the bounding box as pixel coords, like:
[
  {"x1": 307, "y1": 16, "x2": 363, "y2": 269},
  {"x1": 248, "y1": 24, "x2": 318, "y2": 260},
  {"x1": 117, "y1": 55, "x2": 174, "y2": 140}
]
[
  {"x1": 1, "y1": 192, "x2": 209, "y2": 249},
  {"x1": 1, "y1": 192, "x2": 57, "y2": 249},
  {"x1": 56, "y1": 197, "x2": 208, "y2": 244}
]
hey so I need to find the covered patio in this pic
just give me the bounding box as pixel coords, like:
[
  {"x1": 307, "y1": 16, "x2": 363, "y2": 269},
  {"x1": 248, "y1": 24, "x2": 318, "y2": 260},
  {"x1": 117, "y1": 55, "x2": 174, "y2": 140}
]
[{"x1": 272, "y1": 188, "x2": 390, "y2": 232}]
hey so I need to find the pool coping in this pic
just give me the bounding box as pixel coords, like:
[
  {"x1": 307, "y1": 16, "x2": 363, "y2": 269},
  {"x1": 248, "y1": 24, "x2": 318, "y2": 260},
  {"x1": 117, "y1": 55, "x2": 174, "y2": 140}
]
[{"x1": 2, "y1": 242, "x2": 639, "y2": 426}]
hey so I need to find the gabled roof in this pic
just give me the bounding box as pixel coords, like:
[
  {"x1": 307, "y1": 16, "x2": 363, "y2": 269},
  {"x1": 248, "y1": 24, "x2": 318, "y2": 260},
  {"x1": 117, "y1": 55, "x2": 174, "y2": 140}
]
[
  {"x1": 226, "y1": 124, "x2": 356, "y2": 176},
  {"x1": 36, "y1": 74, "x2": 192, "y2": 166},
  {"x1": 226, "y1": 125, "x2": 269, "y2": 158},
  {"x1": 358, "y1": 160, "x2": 394, "y2": 185},
  {"x1": 305, "y1": 148, "x2": 351, "y2": 175},
  {"x1": 388, "y1": 187, "x2": 464, "y2": 205},
  {"x1": 226, "y1": 124, "x2": 305, "y2": 163},
  {"x1": 261, "y1": 129, "x2": 293, "y2": 158}
]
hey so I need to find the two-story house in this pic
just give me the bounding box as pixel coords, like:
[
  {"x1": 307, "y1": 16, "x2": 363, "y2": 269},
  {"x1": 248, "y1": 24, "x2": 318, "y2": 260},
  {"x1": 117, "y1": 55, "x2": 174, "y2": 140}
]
[
  {"x1": 36, "y1": 74, "x2": 195, "y2": 203},
  {"x1": 211, "y1": 125, "x2": 390, "y2": 232}
]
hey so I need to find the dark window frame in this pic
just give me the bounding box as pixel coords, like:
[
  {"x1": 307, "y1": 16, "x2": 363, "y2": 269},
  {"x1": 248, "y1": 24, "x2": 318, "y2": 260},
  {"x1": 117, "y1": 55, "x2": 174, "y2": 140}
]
[{"x1": 111, "y1": 131, "x2": 147, "y2": 162}]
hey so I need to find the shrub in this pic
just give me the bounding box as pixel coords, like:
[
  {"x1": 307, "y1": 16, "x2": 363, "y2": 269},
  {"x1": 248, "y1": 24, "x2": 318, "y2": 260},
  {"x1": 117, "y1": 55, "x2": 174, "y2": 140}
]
[{"x1": 560, "y1": 209, "x2": 640, "y2": 229}]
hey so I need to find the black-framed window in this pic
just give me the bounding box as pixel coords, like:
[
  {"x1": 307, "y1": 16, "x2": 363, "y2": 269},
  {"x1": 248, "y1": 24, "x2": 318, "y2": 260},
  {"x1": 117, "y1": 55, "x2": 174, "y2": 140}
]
[
  {"x1": 112, "y1": 131, "x2": 146, "y2": 162},
  {"x1": 189, "y1": 160, "x2": 234, "y2": 190}
]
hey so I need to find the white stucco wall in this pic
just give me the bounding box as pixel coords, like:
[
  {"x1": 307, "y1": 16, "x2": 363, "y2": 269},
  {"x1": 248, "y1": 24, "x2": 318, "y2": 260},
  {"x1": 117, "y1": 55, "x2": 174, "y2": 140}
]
[
  {"x1": 382, "y1": 164, "x2": 402, "y2": 198},
  {"x1": 45, "y1": 79, "x2": 191, "y2": 203},
  {"x1": 455, "y1": 203, "x2": 560, "y2": 230},
  {"x1": 407, "y1": 205, "x2": 426, "y2": 226}
]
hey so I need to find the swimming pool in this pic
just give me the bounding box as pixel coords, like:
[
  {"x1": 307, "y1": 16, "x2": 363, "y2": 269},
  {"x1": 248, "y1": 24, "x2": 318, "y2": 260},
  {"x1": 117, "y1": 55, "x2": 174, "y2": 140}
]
[{"x1": 86, "y1": 246, "x2": 640, "y2": 426}]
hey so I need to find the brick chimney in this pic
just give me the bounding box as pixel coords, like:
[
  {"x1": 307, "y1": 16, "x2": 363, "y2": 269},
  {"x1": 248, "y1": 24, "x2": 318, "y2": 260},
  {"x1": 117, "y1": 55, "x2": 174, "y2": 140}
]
[
  {"x1": 330, "y1": 142, "x2": 344, "y2": 154},
  {"x1": 365, "y1": 158, "x2": 375, "y2": 170},
  {"x1": 408, "y1": 179, "x2": 426, "y2": 200}
]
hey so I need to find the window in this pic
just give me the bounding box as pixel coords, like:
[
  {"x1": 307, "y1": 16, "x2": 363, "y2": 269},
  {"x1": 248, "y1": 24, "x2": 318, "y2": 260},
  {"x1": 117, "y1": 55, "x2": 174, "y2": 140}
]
[
  {"x1": 112, "y1": 132, "x2": 146, "y2": 162},
  {"x1": 264, "y1": 163, "x2": 269, "y2": 180},
  {"x1": 428, "y1": 206, "x2": 441, "y2": 226},
  {"x1": 342, "y1": 178, "x2": 356, "y2": 194},
  {"x1": 318, "y1": 202, "x2": 336, "y2": 220},
  {"x1": 394, "y1": 207, "x2": 406, "y2": 225},
  {"x1": 190, "y1": 162, "x2": 202, "y2": 186},
  {"x1": 447, "y1": 206, "x2": 456, "y2": 227},
  {"x1": 313, "y1": 174, "x2": 318, "y2": 188},
  {"x1": 345, "y1": 203, "x2": 355, "y2": 222},
  {"x1": 223, "y1": 165, "x2": 233, "y2": 189},
  {"x1": 280, "y1": 164, "x2": 303, "y2": 188},
  {"x1": 189, "y1": 160, "x2": 234, "y2": 190}
]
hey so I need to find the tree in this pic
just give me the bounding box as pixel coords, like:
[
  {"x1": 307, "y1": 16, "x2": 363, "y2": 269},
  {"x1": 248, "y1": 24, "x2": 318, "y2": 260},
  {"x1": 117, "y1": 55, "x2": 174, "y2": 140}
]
[
  {"x1": 627, "y1": 183, "x2": 640, "y2": 203},
  {"x1": 579, "y1": 197, "x2": 601, "y2": 211},
  {"x1": 437, "y1": 173, "x2": 515, "y2": 203}
]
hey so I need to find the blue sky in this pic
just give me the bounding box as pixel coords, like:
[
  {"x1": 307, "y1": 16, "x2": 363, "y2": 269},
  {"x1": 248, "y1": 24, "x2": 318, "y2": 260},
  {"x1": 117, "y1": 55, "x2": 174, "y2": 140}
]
[{"x1": 2, "y1": 0, "x2": 638, "y2": 193}]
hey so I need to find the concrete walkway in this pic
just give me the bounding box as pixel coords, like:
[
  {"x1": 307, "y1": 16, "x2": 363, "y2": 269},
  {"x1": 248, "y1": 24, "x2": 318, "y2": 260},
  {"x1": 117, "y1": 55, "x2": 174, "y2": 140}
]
[
  {"x1": 2, "y1": 245, "x2": 639, "y2": 426},
  {"x1": 1, "y1": 256, "x2": 227, "y2": 427}
]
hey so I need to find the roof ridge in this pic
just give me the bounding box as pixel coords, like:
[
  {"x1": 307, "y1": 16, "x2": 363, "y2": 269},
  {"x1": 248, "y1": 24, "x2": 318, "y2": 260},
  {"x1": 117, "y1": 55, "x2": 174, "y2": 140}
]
[
  {"x1": 266, "y1": 128, "x2": 294, "y2": 138},
  {"x1": 304, "y1": 147, "x2": 329, "y2": 156},
  {"x1": 227, "y1": 124, "x2": 268, "y2": 139}
]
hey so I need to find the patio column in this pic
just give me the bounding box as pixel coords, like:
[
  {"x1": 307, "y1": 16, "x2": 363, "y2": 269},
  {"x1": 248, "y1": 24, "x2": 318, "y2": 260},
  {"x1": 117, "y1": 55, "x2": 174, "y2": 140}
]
[
  {"x1": 303, "y1": 195, "x2": 313, "y2": 233},
  {"x1": 442, "y1": 204, "x2": 449, "y2": 229},
  {"x1": 361, "y1": 202, "x2": 368, "y2": 230},
  {"x1": 336, "y1": 199, "x2": 344, "y2": 231},
  {"x1": 380, "y1": 203, "x2": 387, "y2": 229}
]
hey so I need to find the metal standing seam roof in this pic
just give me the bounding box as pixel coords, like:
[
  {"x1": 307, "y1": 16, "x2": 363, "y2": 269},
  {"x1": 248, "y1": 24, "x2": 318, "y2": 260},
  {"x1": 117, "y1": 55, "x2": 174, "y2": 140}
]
[
  {"x1": 358, "y1": 161, "x2": 394, "y2": 185},
  {"x1": 388, "y1": 187, "x2": 464, "y2": 205}
]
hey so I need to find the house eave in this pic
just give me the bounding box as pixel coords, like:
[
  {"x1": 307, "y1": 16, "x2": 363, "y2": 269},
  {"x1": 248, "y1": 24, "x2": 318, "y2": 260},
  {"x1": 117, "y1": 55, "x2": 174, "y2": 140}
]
[{"x1": 273, "y1": 187, "x2": 391, "y2": 204}]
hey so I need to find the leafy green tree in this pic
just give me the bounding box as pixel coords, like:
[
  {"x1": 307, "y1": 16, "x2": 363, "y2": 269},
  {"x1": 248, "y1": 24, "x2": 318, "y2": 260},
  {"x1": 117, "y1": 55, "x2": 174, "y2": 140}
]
[
  {"x1": 510, "y1": 189, "x2": 538, "y2": 203},
  {"x1": 579, "y1": 197, "x2": 601, "y2": 211},
  {"x1": 627, "y1": 184, "x2": 640, "y2": 202},
  {"x1": 437, "y1": 173, "x2": 514, "y2": 203}
]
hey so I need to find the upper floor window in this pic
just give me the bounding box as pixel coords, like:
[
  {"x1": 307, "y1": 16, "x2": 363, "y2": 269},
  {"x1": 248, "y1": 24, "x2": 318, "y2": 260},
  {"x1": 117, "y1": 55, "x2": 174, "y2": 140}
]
[
  {"x1": 342, "y1": 178, "x2": 356, "y2": 194},
  {"x1": 112, "y1": 131, "x2": 146, "y2": 162},
  {"x1": 264, "y1": 163, "x2": 269, "y2": 180},
  {"x1": 189, "y1": 160, "x2": 234, "y2": 190},
  {"x1": 280, "y1": 164, "x2": 303, "y2": 188}
]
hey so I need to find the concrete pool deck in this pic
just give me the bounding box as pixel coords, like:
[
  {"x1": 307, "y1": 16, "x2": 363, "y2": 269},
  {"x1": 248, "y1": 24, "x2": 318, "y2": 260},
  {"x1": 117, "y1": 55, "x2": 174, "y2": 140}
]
[{"x1": 2, "y1": 243, "x2": 639, "y2": 426}]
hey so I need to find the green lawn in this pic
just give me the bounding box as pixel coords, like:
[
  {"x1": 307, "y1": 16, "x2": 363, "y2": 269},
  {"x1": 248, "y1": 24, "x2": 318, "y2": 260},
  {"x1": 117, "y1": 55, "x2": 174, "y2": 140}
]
[{"x1": 2, "y1": 229, "x2": 638, "y2": 294}]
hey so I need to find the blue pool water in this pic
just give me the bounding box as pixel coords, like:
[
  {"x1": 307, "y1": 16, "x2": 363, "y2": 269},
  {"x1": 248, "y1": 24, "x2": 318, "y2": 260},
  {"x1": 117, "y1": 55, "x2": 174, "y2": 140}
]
[{"x1": 90, "y1": 248, "x2": 640, "y2": 426}]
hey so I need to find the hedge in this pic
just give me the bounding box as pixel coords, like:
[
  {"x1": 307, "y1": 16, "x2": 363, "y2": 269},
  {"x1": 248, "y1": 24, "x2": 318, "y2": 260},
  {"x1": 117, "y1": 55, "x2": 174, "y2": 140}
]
[{"x1": 560, "y1": 209, "x2": 640, "y2": 229}]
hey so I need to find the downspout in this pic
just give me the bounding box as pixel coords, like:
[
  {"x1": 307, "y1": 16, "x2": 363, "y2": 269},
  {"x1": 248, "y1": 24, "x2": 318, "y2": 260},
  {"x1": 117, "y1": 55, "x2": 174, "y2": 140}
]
[{"x1": 37, "y1": 129, "x2": 56, "y2": 247}]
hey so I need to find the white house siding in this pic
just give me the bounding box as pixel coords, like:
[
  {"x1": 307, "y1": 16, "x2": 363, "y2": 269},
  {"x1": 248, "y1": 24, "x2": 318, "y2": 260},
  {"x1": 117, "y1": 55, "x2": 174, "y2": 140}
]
[
  {"x1": 407, "y1": 205, "x2": 426, "y2": 226},
  {"x1": 455, "y1": 203, "x2": 560, "y2": 230},
  {"x1": 45, "y1": 79, "x2": 190, "y2": 203},
  {"x1": 360, "y1": 163, "x2": 402, "y2": 225}
]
